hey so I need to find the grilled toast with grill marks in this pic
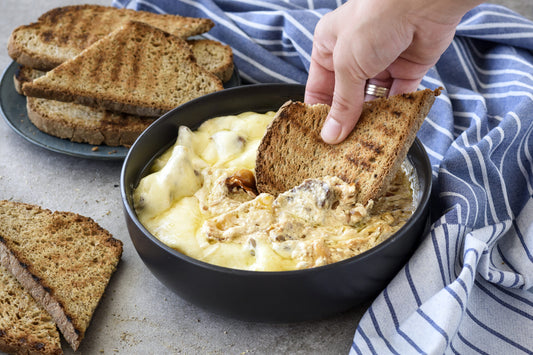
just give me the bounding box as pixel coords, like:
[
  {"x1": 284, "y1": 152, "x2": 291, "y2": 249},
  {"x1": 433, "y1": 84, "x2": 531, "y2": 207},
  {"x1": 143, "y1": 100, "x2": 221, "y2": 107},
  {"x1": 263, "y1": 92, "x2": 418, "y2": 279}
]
[
  {"x1": 13, "y1": 37, "x2": 232, "y2": 146},
  {"x1": 255, "y1": 88, "x2": 440, "y2": 204},
  {"x1": 8, "y1": 4, "x2": 214, "y2": 71},
  {"x1": 14, "y1": 38, "x2": 234, "y2": 93},
  {"x1": 22, "y1": 21, "x2": 224, "y2": 117},
  {"x1": 0, "y1": 200, "x2": 123, "y2": 351}
]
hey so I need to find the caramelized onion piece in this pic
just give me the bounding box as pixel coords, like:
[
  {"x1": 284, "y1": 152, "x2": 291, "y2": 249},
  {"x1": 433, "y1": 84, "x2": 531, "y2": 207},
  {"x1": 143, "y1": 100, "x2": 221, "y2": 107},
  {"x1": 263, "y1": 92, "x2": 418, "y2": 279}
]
[{"x1": 225, "y1": 169, "x2": 258, "y2": 197}]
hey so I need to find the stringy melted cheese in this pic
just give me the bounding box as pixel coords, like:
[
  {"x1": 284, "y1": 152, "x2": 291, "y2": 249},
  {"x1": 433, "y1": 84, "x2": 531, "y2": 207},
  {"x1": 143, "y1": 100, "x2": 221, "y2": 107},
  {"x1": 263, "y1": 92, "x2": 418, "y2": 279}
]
[{"x1": 133, "y1": 111, "x2": 417, "y2": 271}]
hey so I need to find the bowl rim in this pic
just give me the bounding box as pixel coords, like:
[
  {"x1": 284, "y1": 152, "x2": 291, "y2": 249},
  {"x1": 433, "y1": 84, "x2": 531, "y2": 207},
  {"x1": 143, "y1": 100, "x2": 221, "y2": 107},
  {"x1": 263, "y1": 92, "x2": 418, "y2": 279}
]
[{"x1": 120, "y1": 83, "x2": 432, "y2": 276}]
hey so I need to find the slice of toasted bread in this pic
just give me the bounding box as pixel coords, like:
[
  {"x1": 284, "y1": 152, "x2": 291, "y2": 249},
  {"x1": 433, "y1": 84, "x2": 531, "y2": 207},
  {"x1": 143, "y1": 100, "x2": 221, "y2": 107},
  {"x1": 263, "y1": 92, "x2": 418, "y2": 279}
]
[
  {"x1": 14, "y1": 66, "x2": 46, "y2": 94},
  {"x1": 15, "y1": 41, "x2": 229, "y2": 145},
  {"x1": 255, "y1": 88, "x2": 440, "y2": 204},
  {"x1": 0, "y1": 200, "x2": 123, "y2": 351},
  {"x1": 16, "y1": 68, "x2": 155, "y2": 147},
  {"x1": 15, "y1": 68, "x2": 155, "y2": 146},
  {"x1": 22, "y1": 21, "x2": 224, "y2": 117},
  {"x1": 0, "y1": 264, "x2": 62, "y2": 355},
  {"x1": 8, "y1": 4, "x2": 214, "y2": 71},
  {"x1": 26, "y1": 97, "x2": 155, "y2": 146},
  {"x1": 14, "y1": 37, "x2": 233, "y2": 92},
  {"x1": 188, "y1": 39, "x2": 234, "y2": 82}
]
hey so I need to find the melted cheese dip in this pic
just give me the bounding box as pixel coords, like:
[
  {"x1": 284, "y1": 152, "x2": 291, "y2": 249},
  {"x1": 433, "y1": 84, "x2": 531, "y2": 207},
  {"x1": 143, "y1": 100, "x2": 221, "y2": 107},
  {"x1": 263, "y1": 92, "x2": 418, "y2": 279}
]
[{"x1": 133, "y1": 111, "x2": 417, "y2": 271}]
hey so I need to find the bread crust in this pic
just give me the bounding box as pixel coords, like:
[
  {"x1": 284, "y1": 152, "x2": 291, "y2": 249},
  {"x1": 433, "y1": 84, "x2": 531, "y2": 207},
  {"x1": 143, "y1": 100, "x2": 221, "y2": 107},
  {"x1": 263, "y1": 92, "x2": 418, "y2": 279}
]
[
  {"x1": 255, "y1": 88, "x2": 441, "y2": 203},
  {"x1": 14, "y1": 66, "x2": 46, "y2": 94}
]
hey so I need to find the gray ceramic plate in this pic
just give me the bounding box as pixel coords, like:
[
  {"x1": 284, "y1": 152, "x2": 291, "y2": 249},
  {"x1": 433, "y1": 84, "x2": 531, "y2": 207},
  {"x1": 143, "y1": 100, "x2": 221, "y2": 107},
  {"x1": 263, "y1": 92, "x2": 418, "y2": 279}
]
[{"x1": 0, "y1": 61, "x2": 240, "y2": 160}]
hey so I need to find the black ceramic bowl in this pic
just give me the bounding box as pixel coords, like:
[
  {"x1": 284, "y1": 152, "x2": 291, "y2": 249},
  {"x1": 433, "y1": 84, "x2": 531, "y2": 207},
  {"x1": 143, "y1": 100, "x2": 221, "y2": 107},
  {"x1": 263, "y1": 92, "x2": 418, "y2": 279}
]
[{"x1": 121, "y1": 84, "x2": 432, "y2": 322}]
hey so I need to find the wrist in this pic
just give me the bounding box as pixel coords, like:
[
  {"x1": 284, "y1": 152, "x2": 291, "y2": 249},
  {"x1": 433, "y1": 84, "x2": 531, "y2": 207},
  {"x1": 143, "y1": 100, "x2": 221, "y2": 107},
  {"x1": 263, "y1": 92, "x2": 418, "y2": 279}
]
[{"x1": 411, "y1": 0, "x2": 485, "y2": 25}]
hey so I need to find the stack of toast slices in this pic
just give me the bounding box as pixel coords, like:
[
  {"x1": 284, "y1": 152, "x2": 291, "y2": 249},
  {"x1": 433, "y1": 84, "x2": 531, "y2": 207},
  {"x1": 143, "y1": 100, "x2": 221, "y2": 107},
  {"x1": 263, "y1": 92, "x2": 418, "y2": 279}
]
[
  {"x1": 0, "y1": 200, "x2": 123, "y2": 354},
  {"x1": 8, "y1": 5, "x2": 234, "y2": 147}
]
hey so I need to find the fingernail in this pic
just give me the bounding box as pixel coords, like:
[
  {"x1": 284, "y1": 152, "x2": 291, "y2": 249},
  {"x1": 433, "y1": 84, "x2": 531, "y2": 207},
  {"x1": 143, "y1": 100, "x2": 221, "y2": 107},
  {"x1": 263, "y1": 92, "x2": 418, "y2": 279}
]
[{"x1": 321, "y1": 118, "x2": 342, "y2": 144}]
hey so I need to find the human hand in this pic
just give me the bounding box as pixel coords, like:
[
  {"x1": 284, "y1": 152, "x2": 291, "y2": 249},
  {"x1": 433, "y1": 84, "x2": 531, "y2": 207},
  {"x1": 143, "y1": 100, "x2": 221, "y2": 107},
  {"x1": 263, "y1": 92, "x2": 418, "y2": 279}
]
[{"x1": 304, "y1": 0, "x2": 483, "y2": 144}]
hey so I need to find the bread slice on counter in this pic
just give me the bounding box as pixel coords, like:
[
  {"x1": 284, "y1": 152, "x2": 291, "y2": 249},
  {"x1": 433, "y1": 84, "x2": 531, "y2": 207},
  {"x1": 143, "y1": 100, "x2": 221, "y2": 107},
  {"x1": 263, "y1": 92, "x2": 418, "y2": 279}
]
[
  {"x1": 188, "y1": 39, "x2": 234, "y2": 83},
  {"x1": 0, "y1": 264, "x2": 62, "y2": 355},
  {"x1": 0, "y1": 200, "x2": 123, "y2": 351},
  {"x1": 8, "y1": 4, "x2": 214, "y2": 71},
  {"x1": 22, "y1": 21, "x2": 224, "y2": 117},
  {"x1": 255, "y1": 88, "x2": 441, "y2": 204}
]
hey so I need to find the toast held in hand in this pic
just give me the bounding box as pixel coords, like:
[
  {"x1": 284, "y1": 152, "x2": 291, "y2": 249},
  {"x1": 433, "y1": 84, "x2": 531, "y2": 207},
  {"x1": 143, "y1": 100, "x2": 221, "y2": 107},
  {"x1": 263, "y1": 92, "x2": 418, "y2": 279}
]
[{"x1": 255, "y1": 88, "x2": 441, "y2": 204}]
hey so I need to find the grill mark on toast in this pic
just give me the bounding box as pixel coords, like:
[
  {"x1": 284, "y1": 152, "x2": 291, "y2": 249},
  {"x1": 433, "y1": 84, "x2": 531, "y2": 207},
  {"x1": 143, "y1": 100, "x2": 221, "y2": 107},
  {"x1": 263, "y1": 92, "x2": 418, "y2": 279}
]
[
  {"x1": 86, "y1": 8, "x2": 109, "y2": 46},
  {"x1": 345, "y1": 153, "x2": 372, "y2": 171},
  {"x1": 359, "y1": 138, "x2": 384, "y2": 156},
  {"x1": 109, "y1": 32, "x2": 128, "y2": 84},
  {"x1": 77, "y1": 44, "x2": 106, "y2": 91},
  {"x1": 40, "y1": 30, "x2": 54, "y2": 44},
  {"x1": 57, "y1": 10, "x2": 78, "y2": 47},
  {"x1": 41, "y1": 7, "x2": 110, "y2": 49},
  {"x1": 129, "y1": 37, "x2": 141, "y2": 92},
  {"x1": 380, "y1": 124, "x2": 399, "y2": 138},
  {"x1": 152, "y1": 32, "x2": 170, "y2": 107},
  {"x1": 128, "y1": 24, "x2": 152, "y2": 99}
]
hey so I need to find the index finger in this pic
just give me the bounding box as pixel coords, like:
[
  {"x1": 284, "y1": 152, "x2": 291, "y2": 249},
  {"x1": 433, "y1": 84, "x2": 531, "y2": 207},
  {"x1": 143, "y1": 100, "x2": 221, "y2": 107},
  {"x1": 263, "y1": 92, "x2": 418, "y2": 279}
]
[{"x1": 321, "y1": 50, "x2": 367, "y2": 144}]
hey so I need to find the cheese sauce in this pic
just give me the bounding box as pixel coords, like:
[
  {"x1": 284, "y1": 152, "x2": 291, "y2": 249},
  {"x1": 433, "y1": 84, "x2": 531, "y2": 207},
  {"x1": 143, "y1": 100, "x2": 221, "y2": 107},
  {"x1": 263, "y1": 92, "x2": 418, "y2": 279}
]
[{"x1": 133, "y1": 111, "x2": 417, "y2": 271}]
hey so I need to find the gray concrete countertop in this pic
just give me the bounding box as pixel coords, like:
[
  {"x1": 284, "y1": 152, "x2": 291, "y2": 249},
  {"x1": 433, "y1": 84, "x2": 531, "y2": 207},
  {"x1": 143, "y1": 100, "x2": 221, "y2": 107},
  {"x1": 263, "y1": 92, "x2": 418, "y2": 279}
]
[{"x1": 1, "y1": 1, "x2": 531, "y2": 354}]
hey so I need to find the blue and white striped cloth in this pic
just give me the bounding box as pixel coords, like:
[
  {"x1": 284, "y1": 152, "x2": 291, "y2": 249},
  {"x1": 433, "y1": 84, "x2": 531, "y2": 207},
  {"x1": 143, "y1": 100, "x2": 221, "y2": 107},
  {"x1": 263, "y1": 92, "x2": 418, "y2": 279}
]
[{"x1": 113, "y1": 1, "x2": 533, "y2": 353}]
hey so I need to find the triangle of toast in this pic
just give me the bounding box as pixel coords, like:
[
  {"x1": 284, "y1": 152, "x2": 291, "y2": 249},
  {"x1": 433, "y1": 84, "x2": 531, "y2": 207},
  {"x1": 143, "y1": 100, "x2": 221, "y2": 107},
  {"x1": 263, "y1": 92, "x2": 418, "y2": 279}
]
[{"x1": 22, "y1": 21, "x2": 223, "y2": 117}]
